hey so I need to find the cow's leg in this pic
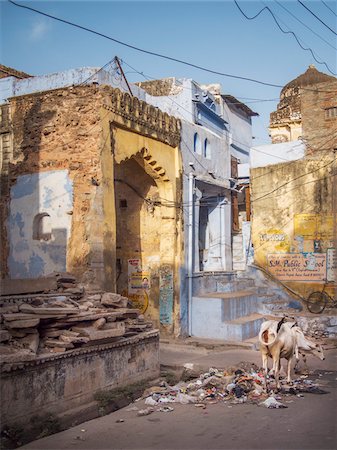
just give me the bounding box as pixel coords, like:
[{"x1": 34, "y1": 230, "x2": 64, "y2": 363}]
[
  {"x1": 286, "y1": 356, "x2": 293, "y2": 384},
  {"x1": 272, "y1": 352, "x2": 281, "y2": 390},
  {"x1": 261, "y1": 351, "x2": 268, "y2": 374}
]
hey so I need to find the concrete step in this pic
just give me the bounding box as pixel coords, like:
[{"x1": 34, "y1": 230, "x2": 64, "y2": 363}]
[
  {"x1": 232, "y1": 263, "x2": 246, "y2": 271},
  {"x1": 225, "y1": 313, "x2": 265, "y2": 341},
  {"x1": 217, "y1": 279, "x2": 255, "y2": 292}
]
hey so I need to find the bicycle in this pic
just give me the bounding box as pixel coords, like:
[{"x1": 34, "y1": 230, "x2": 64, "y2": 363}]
[{"x1": 305, "y1": 284, "x2": 337, "y2": 314}]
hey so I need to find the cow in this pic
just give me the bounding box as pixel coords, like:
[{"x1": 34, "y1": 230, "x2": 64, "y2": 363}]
[
  {"x1": 258, "y1": 318, "x2": 325, "y2": 389},
  {"x1": 291, "y1": 325, "x2": 325, "y2": 372},
  {"x1": 259, "y1": 317, "x2": 296, "y2": 389}
]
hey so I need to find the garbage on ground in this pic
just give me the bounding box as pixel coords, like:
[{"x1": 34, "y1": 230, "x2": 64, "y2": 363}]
[
  {"x1": 158, "y1": 406, "x2": 174, "y2": 412},
  {"x1": 137, "y1": 407, "x2": 155, "y2": 416},
  {"x1": 260, "y1": 396, "x2": 287, "y2": 409},
  {"x1": 134, "y1": 361, "x2": 329, "y2": 416}
]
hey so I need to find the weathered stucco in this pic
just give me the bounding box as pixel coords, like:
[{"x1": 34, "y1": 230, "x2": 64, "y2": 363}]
[
  {"x1": 0, "y1": 332, "x2": 159, "y2": 429},
  {"x1": 8, "y1": 171, "x2": 73, "y2": 278},
  {"x1": 251, "y1": 156, "x2": 335, "y2": 298},
  {"x1": 1, "y1": 84, "x2": 183, "y2": 334}
]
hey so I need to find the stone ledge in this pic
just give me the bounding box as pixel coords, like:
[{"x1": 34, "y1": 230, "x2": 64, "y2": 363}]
[{"x1": 1, "y1": 330, "x2": 159, "y2": 374}]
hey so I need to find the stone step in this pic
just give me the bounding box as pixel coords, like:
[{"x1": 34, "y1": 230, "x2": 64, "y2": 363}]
[
  {"x1": 232, "y1": 263, "x2": 246, "y2": 271},
  {"x1": 217, "y1": 279, "x2": 255, "y2": 292},
  {"x1": 224, "y1": 313, "x2": 265, "y2": 341}
]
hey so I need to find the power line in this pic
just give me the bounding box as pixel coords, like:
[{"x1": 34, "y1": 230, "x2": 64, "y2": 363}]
[
  {"x1": 274, "y1": 0, "x2": 337, "y2": 51},
  {"x1": 321, "y1": 0, "x2": 337, "y2": 18},
  {"x1": 252, "y1": 155, "x2": 336, "y2": 203},
  {"x1": 298, "y1": 0, "x2": 337, "y2": 36},
  {"x1": 8, "y1": 0, "x2": 336, "y2": 91},
  {"x1": 234, "y1": 1, "x2": 336, "y2": 75}
]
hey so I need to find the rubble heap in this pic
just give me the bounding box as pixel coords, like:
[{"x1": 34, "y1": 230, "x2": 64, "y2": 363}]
[
  {"x1": 138, "y1": 363, "x2": 329, "y2": 414},
  {"x1": 0, "y1": 275, "x2": 153, "y2": 363}
]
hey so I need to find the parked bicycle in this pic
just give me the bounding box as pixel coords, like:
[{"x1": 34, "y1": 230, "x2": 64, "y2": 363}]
[{"x1": 305, "y1": 284, "x2": 337, "y2": 314}]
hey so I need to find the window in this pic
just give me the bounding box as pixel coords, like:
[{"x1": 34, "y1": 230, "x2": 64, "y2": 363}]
[
  {"x1": 194, "y1": 133, "x2": 202, "y2": 155},
  {"x1": 204, "y1": 138, "x2": 211, "y2": 159},
  {"x1": 33, "y1": 213, "x2": 52, "y2": 241},
  {"x1": 325, "y1": 107, "x2": 337, "y2": 119}
]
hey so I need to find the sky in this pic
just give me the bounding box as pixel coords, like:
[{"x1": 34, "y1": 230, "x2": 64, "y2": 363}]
[{"x1": 1, "y1": 0, "x2": 336, "y2": 144}]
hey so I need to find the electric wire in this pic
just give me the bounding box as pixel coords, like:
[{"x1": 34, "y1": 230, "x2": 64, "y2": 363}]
[
  {"x1": 298, "y1": 0, "x2": 337, "y2": 36},
  {"x1": 274, "y1": 0, "x2": 337, "y2": 51},
  {"x1": 234, "y1": 1, "x2": 336, "y2": 75},
  {"x1": 7, "y1": 0, "x2": 337, "y2": 91},
  {"x1": 321, "y1": 0, "x2": 337, "y2": 18}
]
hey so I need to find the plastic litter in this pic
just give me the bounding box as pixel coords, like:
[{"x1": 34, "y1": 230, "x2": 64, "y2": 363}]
[
  {"x1": 175, "y1": 392, "x2": 197, "y2": 404},
  {"x1": 261, "y1": 396, "x2": 287, "y2": 409},
  {"x1": 137, "y1": 407, "x2": 155, "y2": 416},
  {"x1": 145, "y1": 397, "x2": 158, "y2": 406},
  {"x1": 158, "y1": 406, "x2": 174, "y2": 412}
]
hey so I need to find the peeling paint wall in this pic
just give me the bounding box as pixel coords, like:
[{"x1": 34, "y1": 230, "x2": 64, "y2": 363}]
[
  {"x1": 8, "y1": 170, "x2": 73, "y2": 278},
  {"x1": 251, "y1": 156, "x2": 335, "y2": 298}
]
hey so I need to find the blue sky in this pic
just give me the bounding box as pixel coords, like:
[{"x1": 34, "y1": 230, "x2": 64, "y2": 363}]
[{"x1": 1, "y1": 0, "x2": 336, "y2": 143}]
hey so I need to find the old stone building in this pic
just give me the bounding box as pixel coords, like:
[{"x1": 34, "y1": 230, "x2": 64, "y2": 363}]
[
  {"x1": 269, "y1": 65, "x2": 336, "y2": 144},
  {"x1": 251, "y1": 66, "x2": 336, "y2": 299},
  {"x1": 0, "y1": 68, "x2": 182, "y2": 334}
]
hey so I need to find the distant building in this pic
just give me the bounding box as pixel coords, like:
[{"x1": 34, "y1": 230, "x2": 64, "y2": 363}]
[
  {"x1": 269, "y1": 64, "x2": 336, "y2": 144},
  {"x1": 251, "y1": 66, "x2": 336, "y2": 300},
  {"x1": 0, "y1": 66, "x2": 182, "y2": 335},
  {"x1": 138, "y1": 78, "x2": 257, "y2": 334}
]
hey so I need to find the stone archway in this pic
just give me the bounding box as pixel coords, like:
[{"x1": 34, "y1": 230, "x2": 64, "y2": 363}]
[{"x1": 113, "y1": 138, "x2": 181, "y2": 335}]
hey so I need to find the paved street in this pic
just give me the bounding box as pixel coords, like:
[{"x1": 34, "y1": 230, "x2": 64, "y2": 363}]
[{"x1": 20, "y1": 343, "x2": 337, "y2": 450}]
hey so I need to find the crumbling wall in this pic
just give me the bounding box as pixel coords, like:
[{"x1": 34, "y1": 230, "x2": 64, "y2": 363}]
[
  {"x1": 301, "y1": 79, "x2": 337, "y2": 154},
  {"x1": 251, "y1": 156, "x2": 335, "y2": 298},
  {"x1": 1, "y1": 331, "x2": 159, "y2": 429},
  {"x1": 1, "y1": 86, "x2": 104, "y2": 282}
]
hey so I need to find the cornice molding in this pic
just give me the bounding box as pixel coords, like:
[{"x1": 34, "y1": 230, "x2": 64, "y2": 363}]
[{"x1": 103, "y1": 89, "x2": 181, "y2": 148}]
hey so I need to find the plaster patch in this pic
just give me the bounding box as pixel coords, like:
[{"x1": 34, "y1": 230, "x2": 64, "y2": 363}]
[{"x1": 8, "y1": 170, "x2": 73, "y2": 278}]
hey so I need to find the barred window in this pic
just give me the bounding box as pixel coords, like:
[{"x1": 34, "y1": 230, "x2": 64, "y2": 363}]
[{"x1": 325, "y1": 107, "x2": 337, "y2": 119}]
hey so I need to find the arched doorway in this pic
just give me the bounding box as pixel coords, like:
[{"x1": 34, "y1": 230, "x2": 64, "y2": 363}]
[{"x1": 115, "y1": 156, "x2": 162, "y2": 328}]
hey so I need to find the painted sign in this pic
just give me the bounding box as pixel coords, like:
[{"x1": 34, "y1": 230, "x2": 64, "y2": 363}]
[
  {"x1": 128, "y1": 259, "x2": 150, "y2": 294},
  {"x1": 294, "y1": 214, "x2": 333, "y2": 239},
  {"x1": 267, "y1": 253, "x2": 326, "y2": 281},
  {"x1": 294, "y1": 214, "x2": 318, "y2": 238},
  {"x1": 258, "y1": 228, "x2": 290, "y2": 252},
  {"x1": 327, "y1": 248, "x2": 336, "y2": 282},
  {"x1": 159, "y1": 265, "x2": 174, "y2": 325}
]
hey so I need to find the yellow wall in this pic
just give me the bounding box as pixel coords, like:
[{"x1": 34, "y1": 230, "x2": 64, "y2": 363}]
[
  {"x1": 251, "y1": 155, "x2": 336, "y2": 298},
  {"x1": 100, "y1": 100, "x2": 183, "y2": 335}
]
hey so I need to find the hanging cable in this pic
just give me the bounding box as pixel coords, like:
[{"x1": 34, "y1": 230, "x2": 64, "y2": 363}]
[
  {"x1": 298, "y1": 0, "x2": 337, "y2": 35},
  {"x1": 234, "y1": 1, "x2": 336, "y2": 75},
  {"x1": 321, "y1": 0, "x2": 337, "y2": 18},
  {"x1": 274, "y1": 0, "x2": 337, "y2": 51},
  {"x1": 7, "y1": 0, "x2": 337, "y2": 90}
]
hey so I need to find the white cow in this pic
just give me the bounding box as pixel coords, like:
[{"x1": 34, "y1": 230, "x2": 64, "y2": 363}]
[
  {"x1": 258, "y1": 318, "x2": 325, "y2": 389},
  {"x1": 292, "y1": 325, "x2": 325, "y2": 371}
]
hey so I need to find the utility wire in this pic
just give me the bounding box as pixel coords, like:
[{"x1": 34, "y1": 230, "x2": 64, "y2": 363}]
[
  {"x1": 321, "y1": 0, "x2": 337, "y2": 18},
  {"x1": 298, "y1": 0, "x2": 337, "y2": 35},
  {"x1": 274, "y1": 0, "x2": 337, "y2": 51},
  {"x1": 8, "y1": 0, "x2": 337, "y2": 91},
  {"x1": 234, "y1": 1, "x2": 336, "y2": 75}
]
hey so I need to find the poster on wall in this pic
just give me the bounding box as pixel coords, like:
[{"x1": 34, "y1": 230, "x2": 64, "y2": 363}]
[
  {"x1": 128, "y1": 259, "x2": 150, "y2": 294},
  {"x1": 159, "y1": 264, "x2": 174, "y2": 325},
  {"x1": 267, "y1": 253, "x2": 326, "y2": 281},
  {"x1": 327, "y1": 249, "x2": 336, "y2": 282}
]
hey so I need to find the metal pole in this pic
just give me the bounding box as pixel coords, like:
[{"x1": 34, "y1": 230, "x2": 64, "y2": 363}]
[
  {"x1": 114, "y1": 56, "x2": 133, "y2": 97},
  {"x1": 188, "y1": 172, "x2": 194, "y2": 336}
]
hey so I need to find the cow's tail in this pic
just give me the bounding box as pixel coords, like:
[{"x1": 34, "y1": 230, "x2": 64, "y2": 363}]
[
  {"x1": 259, "y1": 318, "x2": 285, "y2": 346},
  {"x1": 259, "y1": 325, "x2": 277, "y2": 346}
]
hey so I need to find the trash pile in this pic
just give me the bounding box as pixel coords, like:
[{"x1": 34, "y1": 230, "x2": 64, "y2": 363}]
[
  {"x1": 137, "y1": 363, "x2": 329, "y2": 413},
  {"x1": 0, "y1": 277, "x2": 153, "y2": 364}
]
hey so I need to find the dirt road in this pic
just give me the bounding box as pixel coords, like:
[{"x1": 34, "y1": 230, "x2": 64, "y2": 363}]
[{"x1": 19, "y1": 347, "x2": 337, "y2": 450}]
